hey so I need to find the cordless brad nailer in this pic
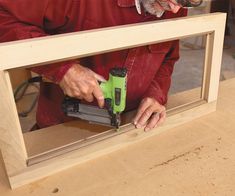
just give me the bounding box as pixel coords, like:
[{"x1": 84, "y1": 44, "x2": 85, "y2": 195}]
[{"x1": 62, "y1": 67, "x2": 127, "y2": 129}]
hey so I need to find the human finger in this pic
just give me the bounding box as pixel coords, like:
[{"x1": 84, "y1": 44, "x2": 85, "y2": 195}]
[
  {"x1": 133, "y1": 99, "x2": 152, "y2": 127},
  {"x1": 83, "y1": 94, "x2": 94, "y2": 103},
  {"x1": 136, "y1": 106, "x2": 155, "y2": 128},
  {"x1": 155, "y1": 110, "x2": 166, "y2": 127},
  {"x1": 62, "y1": 87, "x2": 73, "y2": 97},
  {"x1": 144, "y1": 112, "x2": 160, "y2": 132},
  {"x1": 92, "y1": 71, "x2": 107, "y2": 82},
  {"x1": 68, "y1": 85, "x2": 83, "y2": 99},
  {"x1": 93, "y1": 84, "x2": 105, "y2": 108}
]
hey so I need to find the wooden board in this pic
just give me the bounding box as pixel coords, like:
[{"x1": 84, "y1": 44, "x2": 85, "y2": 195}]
[
  {"x1": 0, "y1": 13, "x2": 225, "y2": 71},
  {"x1": 0, "y1": 77, "x2": 235, "y2": 196},
  {"x1": 0, "y1": 71, "x2": 27, "y2": 177},
  {"x1": 0, "y1": 13, "x2": 226, "y2": 188}
]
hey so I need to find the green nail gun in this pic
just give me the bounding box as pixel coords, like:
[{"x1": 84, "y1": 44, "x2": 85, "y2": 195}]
[{"x1": 62, "y1": 67, "x2": 127, "y2": 129}]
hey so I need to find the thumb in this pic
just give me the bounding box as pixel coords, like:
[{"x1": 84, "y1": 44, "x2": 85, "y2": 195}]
[{"x1": 91, "y1": 71, "x2": 107, "y2": 82}]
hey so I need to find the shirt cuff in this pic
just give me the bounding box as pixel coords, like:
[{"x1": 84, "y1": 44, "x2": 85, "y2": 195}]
[
  {"x1": 143, "y1": 84, "x2": 167, "y2": 105},
  {"x1": 30, "y1": 60, "x2": 78, "y2": 83}
]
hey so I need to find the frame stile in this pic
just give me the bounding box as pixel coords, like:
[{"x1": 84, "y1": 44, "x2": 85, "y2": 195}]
[
  {"x1": 201, "y1": 32, "x2": 214, "y2": 100},
  {"x1": 202, "y1": 14, "x2": 226, "y2": 102},
  {"x1": 0, "y1": 70, "x2": 27, "y2": 177}
]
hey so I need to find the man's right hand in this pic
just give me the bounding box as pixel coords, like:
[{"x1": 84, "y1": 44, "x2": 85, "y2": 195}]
[{"x1": 59, "y1": 63, "x2": 106, "y2": 108}]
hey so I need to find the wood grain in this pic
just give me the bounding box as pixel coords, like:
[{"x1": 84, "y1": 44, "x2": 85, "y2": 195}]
[
  {"x1": 0, "y1": 71, "x2": 27, "y2": 176},
  {"x1": 0, "y1": 78, "x2": 234, "y2": 195},
  {"x1": 0, "y1": 13, "x2": 226, "y2": 70}
]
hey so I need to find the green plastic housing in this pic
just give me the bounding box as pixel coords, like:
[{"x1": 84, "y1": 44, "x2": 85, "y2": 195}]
[{"x1": 100, "y1": 72, "x2": 127, "y2": 114}]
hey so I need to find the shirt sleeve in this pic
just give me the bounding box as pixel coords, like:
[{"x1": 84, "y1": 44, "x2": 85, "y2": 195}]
[
  {"x1": 143, "y1": 40, "x2": 179, "y2": 105},
  {"x1": 0, "y1": 0, "x2": 75, "y2": 83}
]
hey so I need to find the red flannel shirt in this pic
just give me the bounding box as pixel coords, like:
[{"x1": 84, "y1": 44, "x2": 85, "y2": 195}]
[{"x1": 0, "y1": 0, "x2": 187, "y2": 128}]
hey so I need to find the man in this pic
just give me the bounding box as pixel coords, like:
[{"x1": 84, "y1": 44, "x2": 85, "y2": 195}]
[{"x1": 0, "y1": 0, "x2": 202, "y2": 131}]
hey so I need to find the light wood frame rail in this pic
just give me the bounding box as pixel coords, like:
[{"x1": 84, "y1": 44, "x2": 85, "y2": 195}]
[{"x1": 0, "y1": 13, "x2": 226, "y2": 188}]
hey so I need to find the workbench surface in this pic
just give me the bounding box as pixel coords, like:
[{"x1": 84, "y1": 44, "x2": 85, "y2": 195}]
[{"x1": 1, "y1": 78, "x2": 235, "y2": 196}]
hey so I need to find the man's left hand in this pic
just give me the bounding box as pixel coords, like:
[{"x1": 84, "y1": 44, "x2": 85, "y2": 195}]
[{"x1": 133, "y1": 97, "x2": 166, "y2": 131}]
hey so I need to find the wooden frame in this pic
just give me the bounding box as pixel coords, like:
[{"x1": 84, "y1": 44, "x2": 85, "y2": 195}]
[{"x1": 0, "y1": 13, "x2": 226, "y2": 189}]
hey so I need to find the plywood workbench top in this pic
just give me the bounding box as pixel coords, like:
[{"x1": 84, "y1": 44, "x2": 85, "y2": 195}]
[{"x1": 1, "y1": 78, "x2": 235, "y2": 196}]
